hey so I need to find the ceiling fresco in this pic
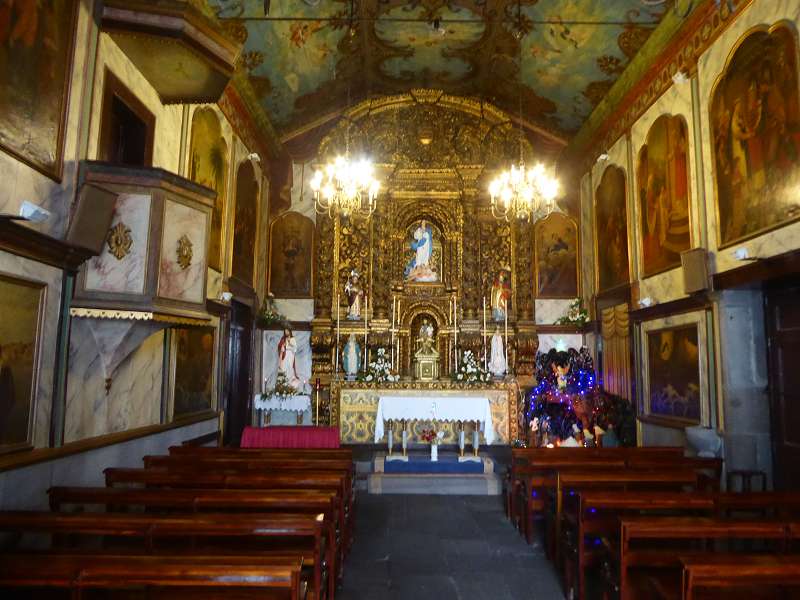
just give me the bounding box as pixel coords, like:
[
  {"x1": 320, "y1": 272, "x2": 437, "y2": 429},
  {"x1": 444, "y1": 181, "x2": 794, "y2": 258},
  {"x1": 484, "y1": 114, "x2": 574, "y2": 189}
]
[{"x1": 210, "y1": 0, "x2": 669, "y2": 143}]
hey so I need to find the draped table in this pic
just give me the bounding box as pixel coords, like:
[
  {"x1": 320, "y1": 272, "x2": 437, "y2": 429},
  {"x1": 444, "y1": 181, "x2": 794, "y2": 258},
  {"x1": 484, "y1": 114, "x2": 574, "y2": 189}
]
[
  {"x1": 253, "y1": 394, "x2": 312, "y2": 426},
  {"x1": 374, "y1": 396, "x2": 495, "y2": 455},
  {"x1": 241, "y1": 426, "x2": 340, "y2": 448}
]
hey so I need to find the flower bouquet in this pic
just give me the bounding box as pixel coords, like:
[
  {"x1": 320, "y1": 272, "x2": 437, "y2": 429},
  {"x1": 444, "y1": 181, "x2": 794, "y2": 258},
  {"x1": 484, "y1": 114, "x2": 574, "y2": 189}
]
[
  {"x1": 255, "y1": 294, "x2": 285, "y2": 328},
  {"x1": 420, "y1": 427, "x2": 445, "y2": 461},
  {"x1": 359, "y1": 347, "x2": 399, "y2": 383},
  {"x1": 453, "y1": 349, "x2": 491, "y2": 385},
  {"x1": 261, "y1": 372, "x2": 296, "y2": 401},
  {"x1": 555, "y1": 298, "x2": 589, "y2": 327}
]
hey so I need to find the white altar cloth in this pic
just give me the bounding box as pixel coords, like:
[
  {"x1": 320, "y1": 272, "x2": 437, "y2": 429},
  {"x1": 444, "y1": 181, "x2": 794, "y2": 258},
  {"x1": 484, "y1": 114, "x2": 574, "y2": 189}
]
[
  {"x1": 374, "y1": 396, "x2": 495, "y2": 444},
  {"x1": 254, "y1": 394, "x2": 311, "y2": 413}
]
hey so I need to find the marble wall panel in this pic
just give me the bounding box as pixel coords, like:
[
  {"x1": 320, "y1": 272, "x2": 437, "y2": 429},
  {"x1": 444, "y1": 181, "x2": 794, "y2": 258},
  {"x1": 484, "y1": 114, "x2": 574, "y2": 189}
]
[
  {"x1": 697, "y1": 0, "x2": 800, "y2": 272},
  {"x1": 289, "y1": 162, "x2": 318, "y2": 223},
  {"x1": 84, "y1": 194, "x2": 151, "y2": 293},
  {"x1": 535, "y1": 299, "x2": 575, "y2": 325},
  {"x1": 537, "y1": 334, "x2": 585, "y2": 354},
  {"x1": 630, "y1": 80, "x2": 697, "y2": 304},
  {"x1": 64, "y1": 327, "x2": 164, "y2": 443},
  {"x1": 158, "y1": 199, "x2": 208, "y2": 303},
  {"x1": 0, "y1": 250, "x2": 63, "y2": 449}
]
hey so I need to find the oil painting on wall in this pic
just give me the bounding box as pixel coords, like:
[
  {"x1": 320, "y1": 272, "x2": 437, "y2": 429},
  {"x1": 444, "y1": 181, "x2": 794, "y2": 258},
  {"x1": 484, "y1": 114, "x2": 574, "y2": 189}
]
[
  {"x1": 645, "y1": 324, "x2": 701, "y2": 424},
  {"x1": 710, "y1": 26, "x2": 800, "y2": 248},
  {"x1": 637, "y1": 115, "x2": 691, "y2": 276},
  {"x1": 269, "y1": 211, "x2": 314, "y2": 298},
  {"x1": 173, "y1": 327, "x2": 214, "y2": 419},
  {"x1": 595, "y1": 166, "x2": 630, "y2": 292},
  {"x1": 0, "y1": 0, "x2": 77, "y2": 179},
  {"x1": 0, "y1": 274, "x2": 44, "y2": 451},
  {"x1": 231, "y1": 160, "x2": 259, "y2": 287},
  {"x1": 188, "y1": 108, "x2": 228, "y2": 271},
  {"x1": 534, "y1": 213, "x2": 578, "y2": 298}
]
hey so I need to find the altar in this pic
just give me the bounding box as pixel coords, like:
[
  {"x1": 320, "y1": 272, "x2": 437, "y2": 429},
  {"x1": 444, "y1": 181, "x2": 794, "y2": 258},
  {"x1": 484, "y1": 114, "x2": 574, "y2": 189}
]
[{"x1": 332, "y1": 380, "x2": 518, "y2": 445}]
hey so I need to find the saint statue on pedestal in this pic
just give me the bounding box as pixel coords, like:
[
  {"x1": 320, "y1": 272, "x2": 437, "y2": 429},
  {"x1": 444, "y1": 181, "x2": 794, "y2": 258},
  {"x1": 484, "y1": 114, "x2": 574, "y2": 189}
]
[
  {"x1": 342, "y1": 334, "x2": 361, "y2": 380},
  {"x1": 416, "y1": 318, "x2": 436, "y2": 353},
  {"x1": 491, "y1": 270, "x2": 511, "y2": 321},
  {"x1": 488, "y1": 325, "x2": 507, "y2": 377},
  {"x1": 278, "y1": 327, "x2": 302, "y2": 391},
  {"x1": 344, "y1": 269, "x2": 364, "y2": 320}
]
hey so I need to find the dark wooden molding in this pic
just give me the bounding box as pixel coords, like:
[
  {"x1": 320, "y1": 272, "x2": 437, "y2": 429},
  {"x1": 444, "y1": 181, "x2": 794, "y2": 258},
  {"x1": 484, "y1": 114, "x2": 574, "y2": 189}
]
[
  {"x1": 637, "y1": 414, "x2": 697, "y2": 431},
  {"x1": 712, "y1": 249, "x2": 800, "y2": 291},
  {"x1": 181, "y1": 430, "x2": 221, "y2": 447},
  {"x1": 0, "y1": 411, "x2": 219, "y2": 474},
  {"x1": 594, "y1": 284, "x2": 632, "y2": 313},
  {"x1": 535, "y1": 324, "x2": 590, "y2": 335},
  {"x1": 628, "y1": 293, "x2": 711, "y2": 323},
  {"x1": 259, "y1": 321, "x2": 313, "y2": 332},
  {"x1": 0, "y1": 218, "x2": 97, "y2": 272},
  {"x1": 206, "y1": 298, "x2": 232, "y2": 318}
]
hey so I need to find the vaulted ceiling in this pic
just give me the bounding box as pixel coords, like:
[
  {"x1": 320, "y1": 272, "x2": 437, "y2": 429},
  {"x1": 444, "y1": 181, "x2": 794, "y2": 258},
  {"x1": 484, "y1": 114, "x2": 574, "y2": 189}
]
[{"x1": 209, "y1": 0, "x2": 669, "y2": 150}]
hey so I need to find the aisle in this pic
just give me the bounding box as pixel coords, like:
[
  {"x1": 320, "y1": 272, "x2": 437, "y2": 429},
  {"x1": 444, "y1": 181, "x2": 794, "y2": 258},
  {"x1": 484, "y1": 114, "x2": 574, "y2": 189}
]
[{"x1": 338, "y1": 494, "x2": 564, "y2": 600}]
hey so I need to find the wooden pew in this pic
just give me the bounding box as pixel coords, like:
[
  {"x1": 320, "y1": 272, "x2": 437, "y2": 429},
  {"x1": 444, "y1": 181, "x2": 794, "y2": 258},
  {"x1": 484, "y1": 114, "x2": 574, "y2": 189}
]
[
  {"x1": 169, "y1": 446, "x2": 353, "y2": 460},
  {"x1": 0, "y1": 510, "x2": 331, "y2": 600},
  {"x1": 104, "y1": 467, "x2": 353, "y2": 552},
  {"x1": 678, "y1": 554, "x2": 800, "y2": 600},
  {"x1": 566, "y1": 491, "x2": 717, "y2": 600},
  {"x1": 616, "y1": 517, "x2": 791, "y2": 600},
  {"x1": 0, "y1": 553, "x2": 305, "y2": 600},
  {"x1": 47, "y1": 486, "x2": 345, "y2": 581}
]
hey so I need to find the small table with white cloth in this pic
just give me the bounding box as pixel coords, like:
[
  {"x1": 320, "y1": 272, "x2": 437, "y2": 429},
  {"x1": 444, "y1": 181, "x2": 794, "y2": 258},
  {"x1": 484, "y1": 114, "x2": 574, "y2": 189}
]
[
  {"x1": 254, "y1": 394, "x2": 312, "y2": 426},
  {"x1": 374, "y1": 395, "x2": 494, "y2": 456}
]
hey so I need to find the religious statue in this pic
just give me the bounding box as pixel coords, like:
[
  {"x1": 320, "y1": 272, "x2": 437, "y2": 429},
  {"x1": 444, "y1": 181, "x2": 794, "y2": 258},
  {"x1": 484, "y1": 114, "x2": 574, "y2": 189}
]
[
  {"x1": 344, "y1": 269, "x2": 365, "y2": 320},
  {"x1": 342, "y1": 334, "x2": 361, "y2": 380},
  {"x1": 278, "y1": 327, "x2": 302, "y2": 391},
  {"x1": 491, "y1": 270, "x2": 511, "y2": 321},
  {"x1": 488, "y1": 325, "x2": 507, "y2": 377},
  {"x1": 405, "y1": 220, "x2": 437, "y2": 282},
  {"x1": 416, "y1": 318, "x2": 436, "y2": 353}
]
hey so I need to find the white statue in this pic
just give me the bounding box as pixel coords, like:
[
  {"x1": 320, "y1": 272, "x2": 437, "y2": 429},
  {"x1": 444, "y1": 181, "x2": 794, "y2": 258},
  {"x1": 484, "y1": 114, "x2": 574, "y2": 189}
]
[
  {"x1": 278, "y1": 327, "x2": 302, "y2": 391},
  {"x1": 343, "y1": 334, "x2": 361, "y2": 379},
  {"x1": 405, "y1": 220, "x2": 436, "y2": 282},
  {"x1": 488, "y1": 325, "x2": 506, "y2": 377}
]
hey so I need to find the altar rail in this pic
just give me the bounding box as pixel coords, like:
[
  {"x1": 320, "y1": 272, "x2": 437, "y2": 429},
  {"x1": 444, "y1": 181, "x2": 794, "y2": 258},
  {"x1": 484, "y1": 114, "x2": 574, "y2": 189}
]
[{"x1": 331, "y1": 381, "x2": 518, "y2": 445}]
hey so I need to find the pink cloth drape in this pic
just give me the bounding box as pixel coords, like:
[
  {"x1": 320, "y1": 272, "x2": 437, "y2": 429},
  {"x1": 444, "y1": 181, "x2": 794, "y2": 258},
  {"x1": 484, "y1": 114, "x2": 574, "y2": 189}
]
[{"x1": 240, "y1": 426, "x2": 341, "y2": 448}]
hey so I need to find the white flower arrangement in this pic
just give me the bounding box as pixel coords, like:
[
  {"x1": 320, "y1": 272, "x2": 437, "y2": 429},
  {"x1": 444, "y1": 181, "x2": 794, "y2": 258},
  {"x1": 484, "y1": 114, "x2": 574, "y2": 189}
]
[
  {"x1": 453, "y1": 349, "x2": 491, "y2": 385},
  {"x1": 261, "y1": 372, "x2": 296, "y2": 401},
  {"x1": 359, "y1": 347, "x2": 399, "y2": 383}
]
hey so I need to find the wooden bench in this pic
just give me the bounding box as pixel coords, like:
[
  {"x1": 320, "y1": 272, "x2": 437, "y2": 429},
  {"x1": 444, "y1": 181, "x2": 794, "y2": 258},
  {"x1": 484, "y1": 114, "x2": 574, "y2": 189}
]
[
  {"x1": 0, "y1": 553, "x2": 305, "y2": 599},
  {"x1": 678, "y1": 554, "x2": 800, "y2": 600},
  {"x1": 168, "y1": 446, "x2": 353, "y2": 459},
  {"x1": 0, "y1": 510, "x2": 331, "y2": 600},
  {"x1": 47, "y1": 485, "x2": 345, "y2": 581},
  {"x1": 566, "y1": 491, "x2": 717, "y2": 600},
  {"x1": 616, "y1": 517, "x2": 792, "y2": 600}
]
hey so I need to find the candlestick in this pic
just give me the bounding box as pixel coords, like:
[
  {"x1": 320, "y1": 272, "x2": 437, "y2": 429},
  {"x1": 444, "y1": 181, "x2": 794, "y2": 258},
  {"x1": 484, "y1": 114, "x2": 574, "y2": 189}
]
[
  {"x1": 483, "y1": 296, "x2": 488, "y2": 370},
  {"x1": 504, "y1": 304, "x2": 508, "y2": 374},
  {"x1": 364, "y1": 291, "x2": 369, "y2": 371},
  {"x1": 454, "y1": 295, "x2": 458, "y2": 365},
  {"x1": 315, "y1": 378, "x2": 320, "y2": 425}
]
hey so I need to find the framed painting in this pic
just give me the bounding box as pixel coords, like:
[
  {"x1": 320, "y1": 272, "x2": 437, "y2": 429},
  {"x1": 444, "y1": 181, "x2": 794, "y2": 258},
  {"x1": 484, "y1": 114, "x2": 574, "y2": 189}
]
[
  {"x1": 188, "y1": 107, "x2": 228, "y2": 271},
  {"x1": 640, "y1": 310, "x2": 711, "y2": 428},
  {"x1": 534, "y1": 213, "x2": 579, "y2": 298},
  {"x1": 172, "y1": 326, "x2": 215, "y2": 420},
  {"x1": 0, "y1": 0, "x2": 78, "y2": 180},
  {"x1": 594, "y1": 165, "x2": 630, "y2": 292},
  {"x1": 269, "y1": 211, "x2": 314, "y2": 298},
  {"x1": 710, "y1": 24, "x2": 800, "y2": 248},
  {"x1": 0, "y1": 273, "x2": 45, "y2": 453},
  {"x1": 637, "y1": 114, "x2": 692, "y2": 277},
  {"x1": 231, "y1": 160, "x2": 259, "y2": 288}
]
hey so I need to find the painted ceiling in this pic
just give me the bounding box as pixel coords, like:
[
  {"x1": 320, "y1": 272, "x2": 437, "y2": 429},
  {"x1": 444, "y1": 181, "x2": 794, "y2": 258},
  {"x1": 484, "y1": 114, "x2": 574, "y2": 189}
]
[{"x1": 210, "y1": 0, "x2": 669, "y2": 144}]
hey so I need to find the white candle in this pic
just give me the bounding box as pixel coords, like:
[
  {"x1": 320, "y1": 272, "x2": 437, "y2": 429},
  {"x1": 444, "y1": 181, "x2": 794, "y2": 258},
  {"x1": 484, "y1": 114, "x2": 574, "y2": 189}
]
[
  {"x1": 364, "y1": 291, "x2": 368, "y2": 370},
  {"x1": 483, "y1": 295, "x2": 487, "y2": 370},
  {"x1": 335, "y1": 294, "x2": 341, "y2": 374},
  {"x1": 504, "y1": 303, "x2": 508, "y2": 373}
]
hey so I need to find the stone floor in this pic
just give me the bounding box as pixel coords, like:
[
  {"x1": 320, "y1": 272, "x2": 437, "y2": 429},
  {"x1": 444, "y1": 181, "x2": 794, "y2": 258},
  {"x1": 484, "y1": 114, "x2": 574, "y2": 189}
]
[{"x1": 338, "y1": 493, "x2": 564, "y2": 600}]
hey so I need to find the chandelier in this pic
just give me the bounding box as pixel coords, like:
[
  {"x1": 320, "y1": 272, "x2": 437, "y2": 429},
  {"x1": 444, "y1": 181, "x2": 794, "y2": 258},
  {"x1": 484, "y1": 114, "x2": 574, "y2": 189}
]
[
  {"x1": 488, "y1": 161, "x2": 560, "y2": 222},
  {"x1": 310, "y1": 155, "x2": 380, "y2": 219},
  {"x1": 490, "y1": 1, "x2": 561, "y2": 222}
]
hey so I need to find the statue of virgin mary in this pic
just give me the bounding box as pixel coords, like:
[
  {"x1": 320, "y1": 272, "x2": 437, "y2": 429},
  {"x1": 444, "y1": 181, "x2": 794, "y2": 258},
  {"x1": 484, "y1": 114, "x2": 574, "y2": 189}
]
[{"x1": 404, "y1": 220, "x2": 437, "y2": 282}]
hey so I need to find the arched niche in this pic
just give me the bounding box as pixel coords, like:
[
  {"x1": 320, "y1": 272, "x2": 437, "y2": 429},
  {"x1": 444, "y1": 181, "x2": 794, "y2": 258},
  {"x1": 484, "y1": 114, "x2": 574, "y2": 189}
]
[{"x1": 269, "y1": 211, "x2": 315, "y2": 298}]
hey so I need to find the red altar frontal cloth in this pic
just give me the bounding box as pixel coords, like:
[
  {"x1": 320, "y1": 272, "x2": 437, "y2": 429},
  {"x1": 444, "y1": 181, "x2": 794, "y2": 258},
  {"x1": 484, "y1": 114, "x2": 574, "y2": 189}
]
[{"x1": 240, "y1": 426, "x2": 341, "y2": 449}]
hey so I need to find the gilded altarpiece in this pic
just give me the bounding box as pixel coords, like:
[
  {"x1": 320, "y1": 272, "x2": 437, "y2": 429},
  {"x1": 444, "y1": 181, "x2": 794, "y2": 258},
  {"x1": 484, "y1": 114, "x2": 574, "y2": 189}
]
[{"x1": 309, "y1": 93, "x2": 555, "y2": 437}]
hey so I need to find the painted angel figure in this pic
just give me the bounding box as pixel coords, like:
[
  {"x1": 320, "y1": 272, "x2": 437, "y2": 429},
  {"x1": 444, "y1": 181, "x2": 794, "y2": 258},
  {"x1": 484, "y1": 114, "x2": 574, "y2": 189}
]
[
  {"x1": 405, "y1": 220, "x2": 436, "y2": 282},
  {"x1": 344, "y1": 269, "x2": 365, "y2": 320},
  {"x1": 278, "y1": 327, "x2": 302, "y2": 391}
]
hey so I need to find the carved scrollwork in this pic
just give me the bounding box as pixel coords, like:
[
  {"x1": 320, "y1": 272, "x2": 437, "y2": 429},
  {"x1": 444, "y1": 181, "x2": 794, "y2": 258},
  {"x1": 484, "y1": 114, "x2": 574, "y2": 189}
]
[{"x1": 176, "y1": 234, "x2": 193, "y2": 270}]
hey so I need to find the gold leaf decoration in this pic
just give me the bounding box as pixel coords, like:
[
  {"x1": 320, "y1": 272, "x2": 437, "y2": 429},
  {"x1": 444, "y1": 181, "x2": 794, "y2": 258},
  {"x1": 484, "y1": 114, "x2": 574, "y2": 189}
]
[
  {"x1": 176, "y1": 234, "x2": 193, "y2": 270},
  {"x1": 106, "y1": 222, "x2": 133, "y2": 260}
]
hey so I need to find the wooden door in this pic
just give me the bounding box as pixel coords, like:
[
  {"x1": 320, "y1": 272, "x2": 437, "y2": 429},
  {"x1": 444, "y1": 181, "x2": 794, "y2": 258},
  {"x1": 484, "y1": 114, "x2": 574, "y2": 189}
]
[
  {"x1": 225, "y1": 300, "x2": 253, "y2": 446},
  {"x1": 765, "y1": 279, "x2": 800, "y2": 490}
]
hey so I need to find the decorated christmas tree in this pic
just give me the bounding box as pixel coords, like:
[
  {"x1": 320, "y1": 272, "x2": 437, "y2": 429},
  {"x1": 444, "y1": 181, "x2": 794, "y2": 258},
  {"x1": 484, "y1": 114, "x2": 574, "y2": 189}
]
[{"x1": 520, "y1": 348, "x2": 636, "y2": 447}]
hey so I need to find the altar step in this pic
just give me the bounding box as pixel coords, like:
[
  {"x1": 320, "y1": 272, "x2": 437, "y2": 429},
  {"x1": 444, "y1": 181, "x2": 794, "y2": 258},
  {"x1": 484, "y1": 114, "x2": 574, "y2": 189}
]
[{"x1": 367, "y1": 472, "x2": 502, "y2": 495}]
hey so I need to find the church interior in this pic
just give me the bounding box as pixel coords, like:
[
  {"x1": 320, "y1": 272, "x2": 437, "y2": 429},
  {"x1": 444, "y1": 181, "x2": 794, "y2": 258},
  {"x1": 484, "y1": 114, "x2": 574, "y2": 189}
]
[{"x1": 1, "y1": 0, "x2": 800, "y2": 598}]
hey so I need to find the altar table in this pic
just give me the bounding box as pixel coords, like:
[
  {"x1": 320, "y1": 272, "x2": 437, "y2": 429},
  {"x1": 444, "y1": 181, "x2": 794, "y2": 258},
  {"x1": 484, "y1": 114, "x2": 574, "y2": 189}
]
[
  {"x1": 374, "y1": 396, "x2": 495, "y2": 445},
  {"x1": 254, "y1": 394, "x2": 311, "y2": 412},
  {"x1": 240, "y1": 426, "x2": 340, "y2": 448}
]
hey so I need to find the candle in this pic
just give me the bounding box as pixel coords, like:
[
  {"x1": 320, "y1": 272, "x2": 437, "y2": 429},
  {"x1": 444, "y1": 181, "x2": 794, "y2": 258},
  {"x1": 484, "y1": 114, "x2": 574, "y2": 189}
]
[
  {"x1": 483, "y1": 295, "x2": 487, "y2": 370},
  {"x1": 315, "y1": 378, "x2": 320, "y2": 425},
  {"x1": 504, "y1": 302, "x2": 508, "y2": 373},
  {"x1": 335, "y1": 294, "x2": 341, "y2": 374},
  {"x1": 364, "y1": 291, "x2": 368, "y2": 370},
  {"x1": 454, "y1": 296, "x2": 458, "y2": 365}
]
